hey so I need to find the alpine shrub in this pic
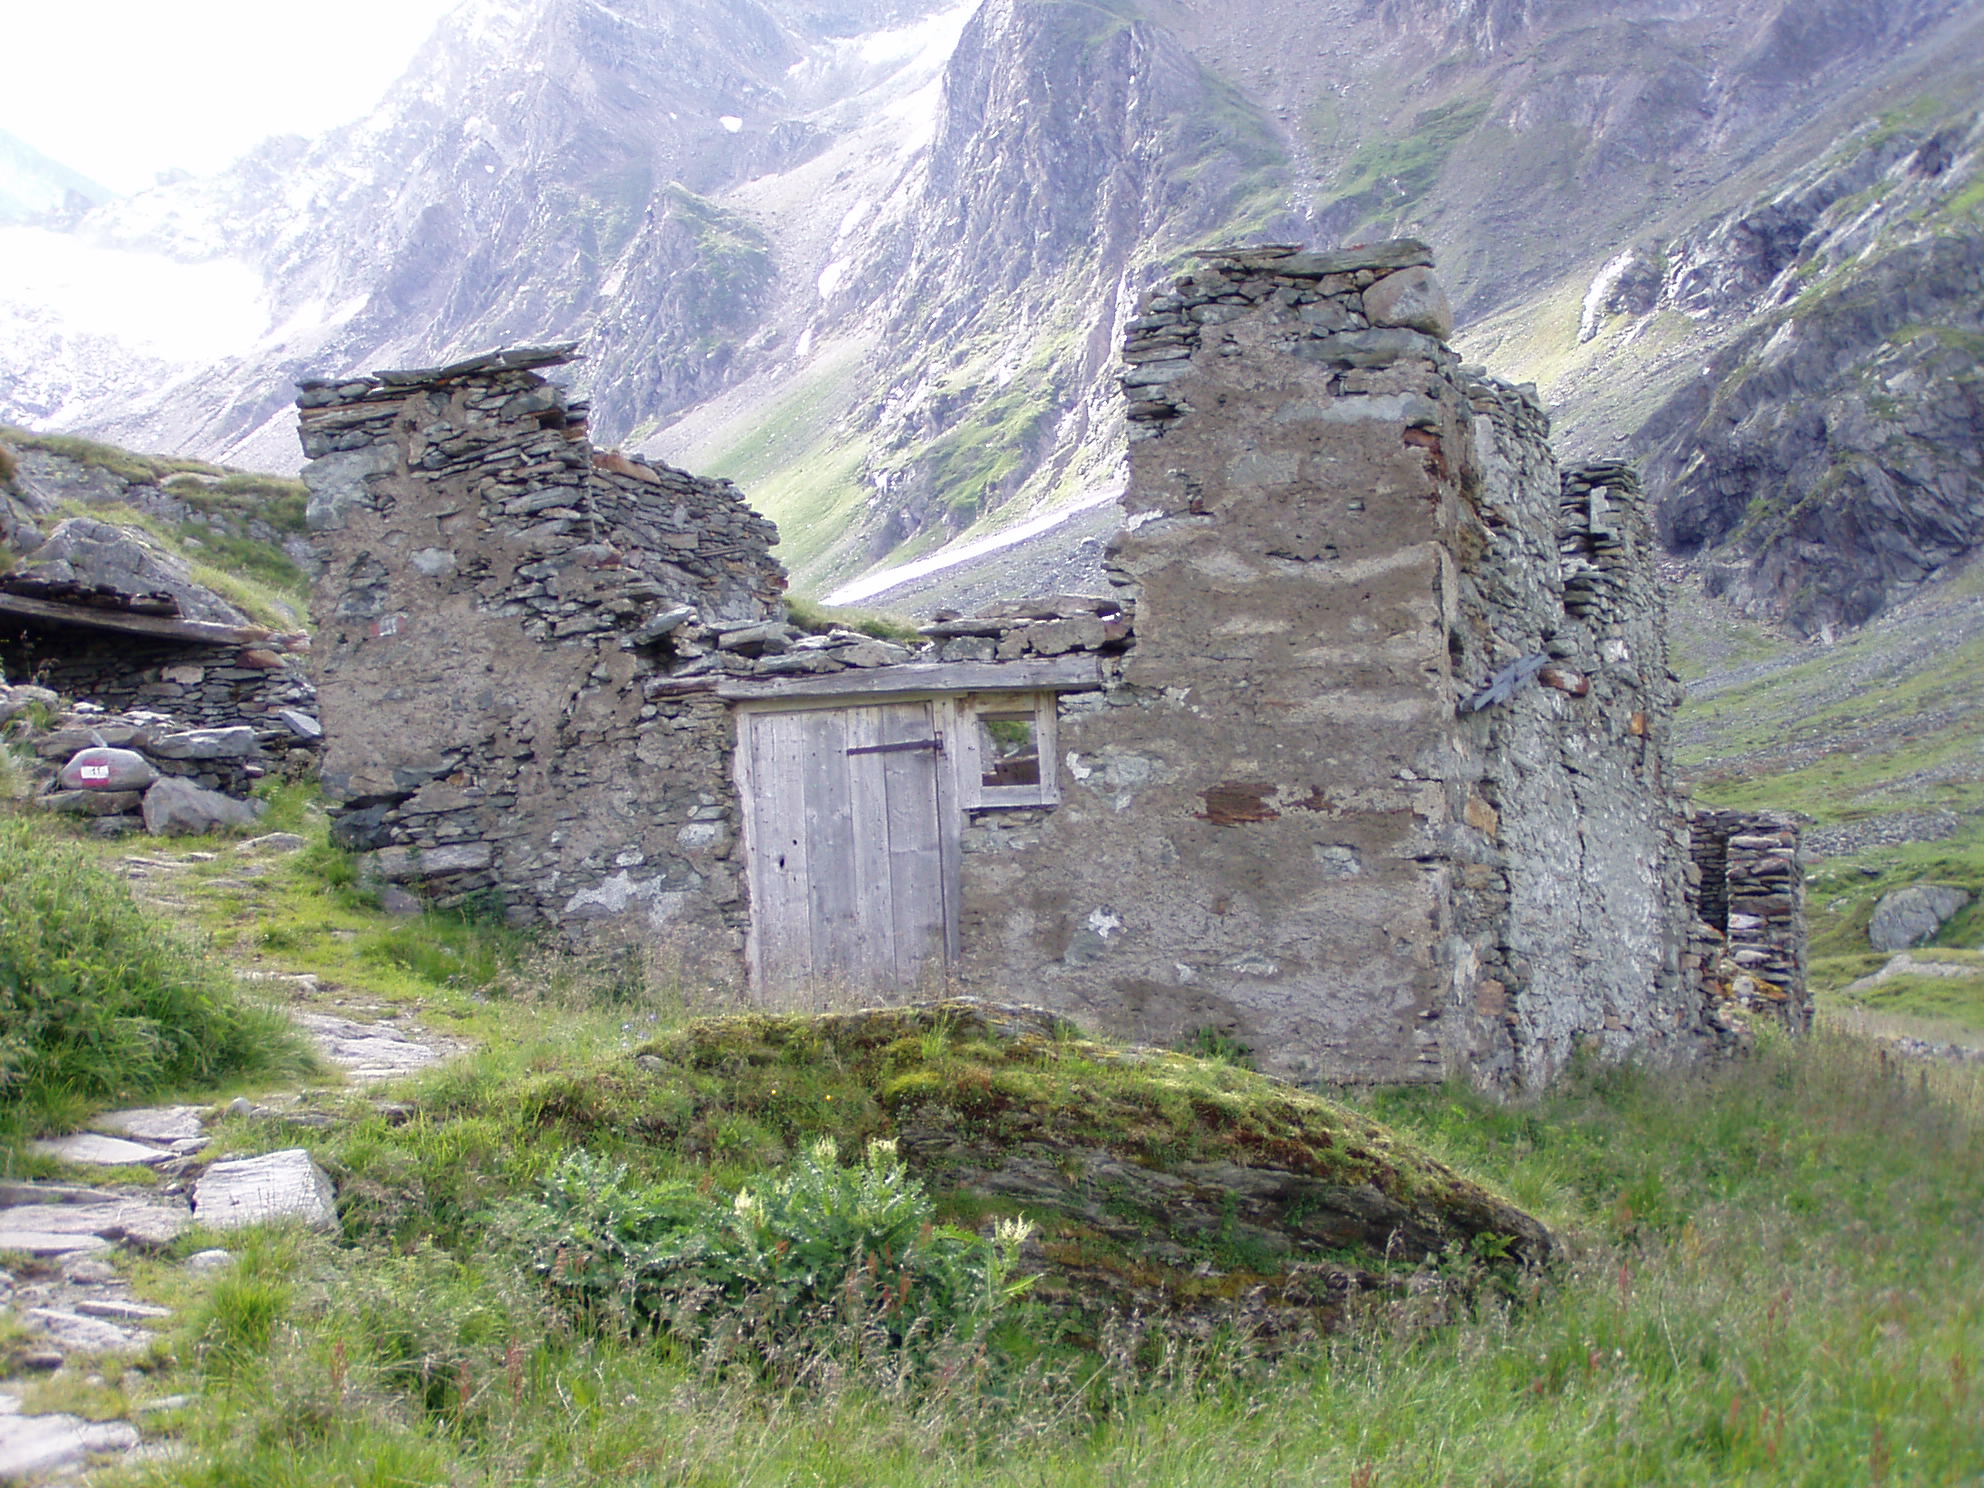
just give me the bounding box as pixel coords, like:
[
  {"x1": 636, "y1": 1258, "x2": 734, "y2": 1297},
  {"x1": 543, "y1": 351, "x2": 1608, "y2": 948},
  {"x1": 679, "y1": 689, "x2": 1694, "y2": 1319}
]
[{"x1": 521, "y1": 1138, "x2": 1033, "y2": 1369}]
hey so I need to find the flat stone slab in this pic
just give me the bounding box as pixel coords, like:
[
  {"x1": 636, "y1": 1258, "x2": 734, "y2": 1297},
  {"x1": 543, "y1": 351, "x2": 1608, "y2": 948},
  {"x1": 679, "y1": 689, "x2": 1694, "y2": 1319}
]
[
  {"x1": 294, "y1": 1012, "x2": 447, "y2": 1080},
  {"x1": 0, "y1": 1199, "x2": 190, "y2": 1248},
  {"x1": 30, "y1": 1134, "x2": 172, "y2": 1168},
  {"x1": 0, "y1": 1412, "x2": 140, "y2": 1479},
  {"x1": 193, "y1": 1150, "x2": 339, "y2": 1232},
  {"x1": 0, "y1": 1230, "x2": 111, "y2": 1258},
  {"x1": 73, "y1": 1298, "x2": 173, "y2": 1322},
  {"x1": 26, "y1": 1307, "x2": 146, "y2": 1353},
  {"x1": 0, "y1": 1183, "x2": 117, "y2": 1206},
  {"x1": 1844, "y1": 951, "x2": 1984, "y2": 993},
  {"x1": 91, "y1": 1106, "x2": 205, "y2": 1143}
]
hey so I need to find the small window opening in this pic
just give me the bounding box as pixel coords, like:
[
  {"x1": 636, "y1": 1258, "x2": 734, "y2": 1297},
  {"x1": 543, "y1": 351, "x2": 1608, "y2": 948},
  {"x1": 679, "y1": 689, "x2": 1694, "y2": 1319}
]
[
  {"x1": 977, "y1": 711, "x2": 1041, "y2": 789},
  {"x1": 955, "y1": 693, "x2": 1059, "y2": 808}
]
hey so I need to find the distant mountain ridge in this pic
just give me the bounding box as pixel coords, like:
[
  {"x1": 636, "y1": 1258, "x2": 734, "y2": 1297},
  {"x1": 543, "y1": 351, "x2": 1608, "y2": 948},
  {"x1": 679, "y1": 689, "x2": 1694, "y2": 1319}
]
[
  {"x1": 0, "y1": 0, "x2": 1980, "y2": 627},
  {"x1": 0, "y1": 129, "x2": 113, "y2": 227}
]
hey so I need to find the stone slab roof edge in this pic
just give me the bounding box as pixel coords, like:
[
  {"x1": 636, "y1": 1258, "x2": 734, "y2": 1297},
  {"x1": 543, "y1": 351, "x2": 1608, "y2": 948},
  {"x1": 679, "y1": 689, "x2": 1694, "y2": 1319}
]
[
  {"x1": 1185, "y1": 238, "x2": 1435, "y2": 276},
  {"x1": 0, "y1": 592, "x2": 268, "y2": 647},
  {"x1": 297, "y1": 342, "x2": 581, "y2": 393}
]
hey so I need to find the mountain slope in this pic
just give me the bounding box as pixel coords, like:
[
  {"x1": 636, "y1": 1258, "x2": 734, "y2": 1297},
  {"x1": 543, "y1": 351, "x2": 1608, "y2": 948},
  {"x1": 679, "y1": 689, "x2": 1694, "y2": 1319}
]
[
  {"x1": 1, "y1": 0, "x2": 1981, "y2": 608},
  {"x1": 0, "y1": 129, "x2": 113, "y2": 226}
]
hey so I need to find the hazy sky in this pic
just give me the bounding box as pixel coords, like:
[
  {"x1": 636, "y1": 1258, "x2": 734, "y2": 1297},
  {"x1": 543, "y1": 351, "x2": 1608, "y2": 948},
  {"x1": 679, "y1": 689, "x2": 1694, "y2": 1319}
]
[{"x1": 0, "y1": 1, "x2": 460, "y2": 194}]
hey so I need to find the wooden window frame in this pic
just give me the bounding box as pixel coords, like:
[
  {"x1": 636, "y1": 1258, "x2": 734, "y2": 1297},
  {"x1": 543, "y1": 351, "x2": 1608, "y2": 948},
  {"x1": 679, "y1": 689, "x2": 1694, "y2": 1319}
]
[{"x1": 949, "y1": 692, "x2": 1060, "y2": 809}]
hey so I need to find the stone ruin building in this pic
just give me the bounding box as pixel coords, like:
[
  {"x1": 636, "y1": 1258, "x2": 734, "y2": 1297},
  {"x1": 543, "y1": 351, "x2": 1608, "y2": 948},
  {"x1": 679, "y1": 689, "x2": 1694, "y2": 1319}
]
[
  {"x1": 0, "y1": 535, "x2": 322, "y2": 835},
  {"x1": 296, "y1": 241, "x2": 1807, "y2": 1091}
]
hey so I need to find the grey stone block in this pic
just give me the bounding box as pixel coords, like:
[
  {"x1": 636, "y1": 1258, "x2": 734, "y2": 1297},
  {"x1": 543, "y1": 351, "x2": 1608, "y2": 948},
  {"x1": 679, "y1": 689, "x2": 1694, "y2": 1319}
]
[{"x1": 193, "y1": 1150, "x2": 340, "y2": 1232}]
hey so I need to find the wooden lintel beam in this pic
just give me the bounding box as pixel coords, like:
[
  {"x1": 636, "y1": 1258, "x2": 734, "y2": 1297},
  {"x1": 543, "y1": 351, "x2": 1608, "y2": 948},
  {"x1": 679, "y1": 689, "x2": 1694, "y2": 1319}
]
[
  {"x1": 0, "y1": 593, "x2": 265, "y2": 647},
  {"x1": 716, "y1": 655, "x2": 1105, "y2": 703}
]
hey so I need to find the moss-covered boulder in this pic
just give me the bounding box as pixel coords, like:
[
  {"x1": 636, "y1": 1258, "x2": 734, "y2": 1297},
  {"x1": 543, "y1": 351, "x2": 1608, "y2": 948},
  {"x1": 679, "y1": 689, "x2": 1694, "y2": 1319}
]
[{"x1": 631, "y1": 1000, "x2": 1552, "y2": 1333}]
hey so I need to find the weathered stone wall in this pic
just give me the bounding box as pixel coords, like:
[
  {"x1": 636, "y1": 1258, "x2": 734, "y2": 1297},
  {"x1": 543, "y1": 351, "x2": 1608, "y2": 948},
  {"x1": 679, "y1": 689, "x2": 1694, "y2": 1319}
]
[
  {"x1": 299, "y1": 350, "x2": 784, "y2": 972},
  {"x1": 948, "y1": 243, "x2": 1707, "y2": 1088},
  {"x1": 0, "y1": 630, "x2": 314, "y2": 731},
  {"x1": 1442, "y1": 431, "x2": 1704, "y2": 1086},
  {"x1": 297, "y1": 253, "x2": 1793, "y2": 1091}
]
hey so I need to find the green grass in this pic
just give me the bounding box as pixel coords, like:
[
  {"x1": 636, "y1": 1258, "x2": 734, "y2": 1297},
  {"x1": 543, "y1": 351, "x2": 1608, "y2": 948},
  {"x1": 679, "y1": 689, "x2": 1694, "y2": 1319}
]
[
  {"x1": 98, "y1": 1026, "x2": 1984, "y2": 1487},
  {"x1": 0, "y1": 425, "x2": 230, "y2": 486},
  {"x1": 0, "y1": 812, "x2": 312, "y2": 1144},
  {"x1": 784, "y1": 595, "x2": 920, "y2": 643},
  {"x1": 41, "y1": 496, "x2": 307, "y2": 629},
  {"x1": 1319, "y1": 95, "x2": 1492, "y2": 220}
]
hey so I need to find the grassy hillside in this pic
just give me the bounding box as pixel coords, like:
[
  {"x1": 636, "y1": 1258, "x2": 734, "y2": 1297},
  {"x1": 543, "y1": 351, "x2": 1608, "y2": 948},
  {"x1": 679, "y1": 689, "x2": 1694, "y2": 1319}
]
[
  {"x1": 0, "y1": 425, "x2": 310, "y2": 629},
  {"x1": 1672, "y1": 559, "x2": 1984, "y2": 1044}
]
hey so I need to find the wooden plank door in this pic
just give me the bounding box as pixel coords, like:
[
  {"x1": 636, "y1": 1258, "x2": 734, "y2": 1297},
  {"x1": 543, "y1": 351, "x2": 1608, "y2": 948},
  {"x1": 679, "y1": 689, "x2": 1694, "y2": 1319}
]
[{"x1": 739, "y1": 701, "x2": 956, "y2": 997}]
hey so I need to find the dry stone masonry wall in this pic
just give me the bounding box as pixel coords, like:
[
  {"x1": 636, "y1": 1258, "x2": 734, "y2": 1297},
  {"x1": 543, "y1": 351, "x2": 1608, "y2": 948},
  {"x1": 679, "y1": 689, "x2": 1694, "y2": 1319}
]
[
  {"x1": 300, "y1": 347, "x2": 785, "y2": 973},
  {"x1": 0, "y1": 632, "x2": 314, "y2": 731},
  {"x1": 1689, "y1": 808, "x2": 1811, "y2": 1029}
]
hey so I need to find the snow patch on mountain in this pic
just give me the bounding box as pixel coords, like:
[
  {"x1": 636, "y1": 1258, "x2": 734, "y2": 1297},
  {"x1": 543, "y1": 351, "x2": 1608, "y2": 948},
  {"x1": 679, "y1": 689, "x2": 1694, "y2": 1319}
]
[{"x1": 0, "y1": 227, "x2": 264, "y2": 359}]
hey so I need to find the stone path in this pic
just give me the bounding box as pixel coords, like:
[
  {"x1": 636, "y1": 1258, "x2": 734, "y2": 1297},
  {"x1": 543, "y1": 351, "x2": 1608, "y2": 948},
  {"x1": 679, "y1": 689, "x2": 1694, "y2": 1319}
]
[{"x1": 2, "y1": 848, "x2": 459, "y2": 1482}]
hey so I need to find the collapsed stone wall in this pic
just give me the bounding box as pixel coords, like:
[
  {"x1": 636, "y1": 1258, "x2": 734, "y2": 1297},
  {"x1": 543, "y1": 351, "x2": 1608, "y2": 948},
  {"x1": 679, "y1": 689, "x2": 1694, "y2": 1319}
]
[
  {"x1": 947, "y1": 243, "x2": 1709, "y2": 1088},
  {"x1": 0, "y1": 631, "x2": 315, "y2": 731},
  {"x1": 1689, "y1": 808, "x2": 1810, "y2": 1029},
  {"x1": 299, "y1": 348, "x2": 784, "y2": 972}
]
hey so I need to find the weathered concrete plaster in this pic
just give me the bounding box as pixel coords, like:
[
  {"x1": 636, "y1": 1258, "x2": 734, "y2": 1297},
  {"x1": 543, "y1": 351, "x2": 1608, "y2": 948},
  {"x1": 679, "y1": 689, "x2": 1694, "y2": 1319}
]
[{"x1": 949, "y1": 245, "x2": 1708, "y2": 1088}]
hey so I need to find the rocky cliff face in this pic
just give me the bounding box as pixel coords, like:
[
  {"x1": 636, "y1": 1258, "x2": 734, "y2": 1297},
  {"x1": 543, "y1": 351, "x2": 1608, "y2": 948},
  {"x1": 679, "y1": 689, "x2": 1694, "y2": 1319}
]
[
  {"x1": 2, "y1": 0, "x2": 1981, "y2": 615},
  {"x1": 1633, "y1": 116, "x2": 1984, "y2": 636}
]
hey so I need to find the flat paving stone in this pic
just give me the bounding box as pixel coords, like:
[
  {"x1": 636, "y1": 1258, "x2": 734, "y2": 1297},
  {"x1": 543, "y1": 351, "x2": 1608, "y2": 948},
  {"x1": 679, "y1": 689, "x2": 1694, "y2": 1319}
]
[
  {"x1": 0, "y1": 1411, "x2": 142, "y2": 1479},
  {"x1": 0, "y1": 1199, "x2": 190, "y2": 1248},
  {"x1": 193, "y1": 1150, "x2": 339, "y2": 1232},
  {"x1": 0, "y1": 1412, "x2": 88, "y2": 1479},
  {"x1": 73, "y1": 1299, "x2": 173, "y2": 1322},
  {"x1": 91, "y1": 1106, "x2": 205, "y2": 1143},
  {"x1": 0, "y1": 1184, "x2": 116, "y2": 1207},
  {"x1": 26, "y1": 1307, "x2": 145, "y2": 1353},
  {"x1": 29, "y1": 1134, "x2": 172, "y2": 1168},
  {"x1": 0, "y1": 1231, "x2": 112, "y2": 1258},
  {"x1": 294, "y1": 1012, "x2": 447, "y2": 1081}
]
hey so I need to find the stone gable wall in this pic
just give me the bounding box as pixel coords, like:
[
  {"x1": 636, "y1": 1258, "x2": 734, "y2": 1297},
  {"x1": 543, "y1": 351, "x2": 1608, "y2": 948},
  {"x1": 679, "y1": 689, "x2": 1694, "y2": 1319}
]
[
  {"x1": 947, "y1": 244, "x2": 1710, "y2": 1088},
  {"x1": 299, "y1": 355, "x2": 784, "y2": 976}
]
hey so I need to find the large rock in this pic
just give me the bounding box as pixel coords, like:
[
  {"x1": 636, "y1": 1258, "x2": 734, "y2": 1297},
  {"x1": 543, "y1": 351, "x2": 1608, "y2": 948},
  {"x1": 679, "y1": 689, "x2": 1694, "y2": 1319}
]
[
  {"x1": 1361, "y1": 266, "x2": 1455, "y2": 340},
  {"x1": 193, "y1": 1150, "x2": 340, "y2": 1232},
  {"x1": 141, "y1": 776, "x2": 262, "y2": 836},
  {"x1": 13, "y1": 516, "x2": 251, "y2": 626},
  {"x1": 631, "y1": 1002, "x2": 1554, "y2": 1334},
  {"x1": 1868, "y1": 884, "x2": 1972, "y2": 952},
  {"x1": 146, "y1": 726, "x2": 260, "y2": 761},
  {"x1": 56, "y1": 747, "x2": 158, "y2": 791},
  {"x1": 41, "y1": 789, "x2": 145, "y2": 818}
]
